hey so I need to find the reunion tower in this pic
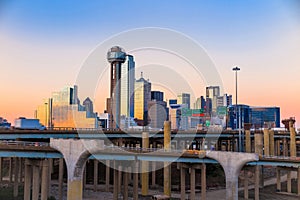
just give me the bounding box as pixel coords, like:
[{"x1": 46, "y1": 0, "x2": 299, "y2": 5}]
[{"x1": 107, "y1": 46, "x2": 126, "y2": 129}]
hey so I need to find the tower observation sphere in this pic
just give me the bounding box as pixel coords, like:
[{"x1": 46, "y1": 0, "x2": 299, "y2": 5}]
[{"x1": 107, "y1": 46, "x2": 126, "y2": 63}]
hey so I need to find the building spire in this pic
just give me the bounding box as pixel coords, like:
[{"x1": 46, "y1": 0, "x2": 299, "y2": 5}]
[{"x1": 141, "y1": 71, "x2": 143, "y2": 78}]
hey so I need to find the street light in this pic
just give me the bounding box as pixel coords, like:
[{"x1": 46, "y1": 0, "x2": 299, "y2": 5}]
[{"x1": 232, "y1": 66, "x2": 241, "y2": 151}]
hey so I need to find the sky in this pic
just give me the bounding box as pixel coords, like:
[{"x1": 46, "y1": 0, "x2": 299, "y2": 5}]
[{"x1": 0, "y1": 0, "x2": 300, "y2": 127}]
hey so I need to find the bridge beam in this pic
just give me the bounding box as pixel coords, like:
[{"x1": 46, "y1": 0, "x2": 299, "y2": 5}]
[
  {"x1": 50, "y1": 139, "x2": 104, "y2": 200},
  {"x1": 206, "y1": 151, "x2": 258, "y2": 200}
]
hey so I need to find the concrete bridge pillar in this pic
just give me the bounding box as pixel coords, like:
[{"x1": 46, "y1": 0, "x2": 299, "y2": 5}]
[
  {"x1": 297, "y1": 167, "x2": 300, "y2": 196},
  {"x1": 180, "y1": 165, "x2": 186, "y2": 200},
  {"x1": 93, "y1": 159, "x2": 98, "y2": 192},
  {"x1": 263, "y1": 129, "x2": 270, "y2": 156},
  {"x1": 105, "y1": 160, "x2": 110, "y2": 192},
  {"x1": 206, "y1": 151, "x2": 258, "y2": 200},
  {"x1": 245, "y1": 130, "x2": 251, "y2": 153},
  {"x1": 254, "y1": 131, "x2": 263, "y2": 156},
  {"x1": 269, "y1": 130, "x2": 275, "y2": 156},
  {"x1": 50, "y1": 139, "x2": 104, "y2": 200},
  {"x1": 0, "y1": 158, "x2": 2, "y2": 182},
  {"x1": 290, "y1": 122, "x2": 297, "y2": 157},
  {"x1": 164, "y1": 121, "x2": 171, "y2": 197},
  {"x1": 13, "y1": 157, "x2": 19, "y2": 198},
  {"x1": 24, "y1": 159, "x2": 32, "y2": 200},
  {"x1": 58, "y1": 158, "x2": 64, "y2": 200},
  {"x1": 141, "y1": 132, "x2": 149, "y2": 196},
  {"x1": 133, "y1": 161, "x2": 139, "y2": 200},
  {"x1": 151, "y1": 161, "x2": 156, "y2": 186}
]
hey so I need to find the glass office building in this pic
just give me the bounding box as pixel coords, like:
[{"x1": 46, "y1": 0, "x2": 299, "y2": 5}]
[
  {"x1": 134, "y1": 75, "x2": 151, "y2": 123},
  {"x1": 250, "y1": 107, "x2": 280, "y2": 128},
  {"x1": 120, "y1": 55, "x2": 135, "y2": 118},
  {"x1": 227, "y1": 104, "x2": 251, "y2": 130}
]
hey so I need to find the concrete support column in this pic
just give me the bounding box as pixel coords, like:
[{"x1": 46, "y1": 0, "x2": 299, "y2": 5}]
[
  {"x1": 263, "y1": 129, "x2": 270, "y2": 156},
  {"x1": 164, "y1": 121, "x2": 171, "y2": 197},
  {"x1": 287, "y1": 171, "x2": 292, "y2": 193},
  {"x1": 152, "y1": 162, "x2": 156, "y2": 186},
  {"x1": 48, "y1": 158, "x2": 52, "y2": 197},
  {"x1": 13, "y1": 157, "x2": 19, "y2": 198},
  {"x1": 9, "y1": 157, "x2": 13, "y2": 183},
  {"x1": 41, "y1": 159, "x2": 49, "y2": 200},
  {"x1": 180, "y1": 165, "x2": 186, "y2": 200},
  {"x1": 297, "y1": 167, "x2": 300, "y2": 196},
  {"x1": 113, "y1": 164, "x2": 119, "y2": 200},
  {"x1": 276, "y1": 140, "x2": 281, "y2": 156},
  {"x1": 254, "y1": 131, "x2": 263, "y2": 156},
  {"x1": 244, "y1": 169, "x2": 248, "y2": 200},
  {"x1": 58, "y1": 158, "x2": 64, "y2": 200},
  {"x1": 94, "y1": 159, "x2": 98, "y2": 192},
  {"x1": 206, "y1": 151, "x2": 258, "y2": 200},
  {"x1": 269, "y1": 130, "x2": 275, "y2": 156},
  {"x1": 259, "y1": 166, "x2": 264, "y2": 189},
  {"x1": 201, "y1": 163, "x2": 206, "y2": 200},
  {"x1": 276, "y1": 168, "x2": 281, "y2": 192},
  {"x1": 105, "y1": 160, "x2": 110, "y2": 192},
  {"x1": 141, "y1": 132, "x2": 149, "y2": 196},
  {"x1": 32, "y1": 164, "x2": 40, "y2": 200},
  {"x1": 24, "y1": 160, "x2": 32, "y2": 200},
  {"x1": 123, "y1": 170, "x2": 129, "y2": 200},
  {"x1": 19, "y1": 158, "x2": 23, "y2": 183},
  {"x1": 254, "y1": 165, "x2": 259, "y2": 200},
  {"x1": 190, "y1": 167, "x2": 195, "y2": 200},
  {"x1": 290, "y1": 125, "x2": 297, "y2": 157},
  {"x1": 245, "y1": 130, "x2": 251, "y2": 153},
  {"x1": 133, "y1": 161, "x2": 139, "y2": 200},
  {"x1": 283, "y1": 138, "x2": 288, "y2": 157},
  {"x1": 118, "y1": 165, "x2": 122, "y2": 197},
  {"x1": 0, "y1": 157, "x2": 2, "y2": 182},
  {"x1": 83, "y1": 165, "x2": 86, "y2": 194}
]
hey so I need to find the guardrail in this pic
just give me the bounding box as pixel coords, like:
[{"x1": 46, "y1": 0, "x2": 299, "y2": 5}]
[{"x1": 0, "y1": 140, "x2": 49, "y2": 147}]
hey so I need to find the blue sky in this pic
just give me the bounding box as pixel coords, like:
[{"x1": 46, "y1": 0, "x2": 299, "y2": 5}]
[{"x1": 0, "y1": 0, "x2": 300, "y2": 126}]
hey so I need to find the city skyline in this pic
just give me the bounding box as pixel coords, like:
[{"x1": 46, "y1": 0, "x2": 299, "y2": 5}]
[{"x1": 0, "y1": 1, "x2": 300, "y2": 127}]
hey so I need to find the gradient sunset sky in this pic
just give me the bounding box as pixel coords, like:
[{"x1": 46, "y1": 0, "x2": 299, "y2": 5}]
[{"x1": 0, "y1": 0, "x2": 299, "y2": 127}]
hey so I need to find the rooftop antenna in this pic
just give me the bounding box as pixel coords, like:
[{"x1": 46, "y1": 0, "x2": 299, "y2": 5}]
[{"x1": 141, "y1": 71, "x2": 143, "y2": 78}]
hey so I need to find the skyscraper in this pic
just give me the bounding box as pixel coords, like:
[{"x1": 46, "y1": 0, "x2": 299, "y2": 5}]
[
  {"x1": 134, "y1": 73, "x2": 151, "y2": 125},
  {"x1": 83, "y1": 97, "x2": 94, "y2": 118},
  {"x1": 177, "y1": 93, "x2": 190, "y2": 109},
  {"x1": 151, "y1": 91, "x2": 164, "y2": 102},
  {"x1": 148, "y1": 91, "x2": 167, "y2": 129},
  {"x1": 206, "y1": 86, "x2": 220, "y2": 113},
  {"x1": 120, "y1": 54, "x2": 135, "y2": 118},
  {"x1": 194, "y1": 96, "x2": 206, "y2": 109}
]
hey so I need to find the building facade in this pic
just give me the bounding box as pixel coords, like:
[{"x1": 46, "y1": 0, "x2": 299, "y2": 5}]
[
  {"x1": 250, "y1": 107, "x2": 280, "y2": 128},
  {"x1": 134, "y1": 74, "x2": 151, "y2": 125},
  {"x1": 120, "y1": 54, "x2": 135, "y2": 118},
  {"x1": 206, "y1": 86, "x2": 220, "y2": 113},
  {"x1": 227, "y1": 104, "x2": 251, "y2": 130},
  {"x1": 177, "y1": 93, "x2": 191, "y2": 109}
]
